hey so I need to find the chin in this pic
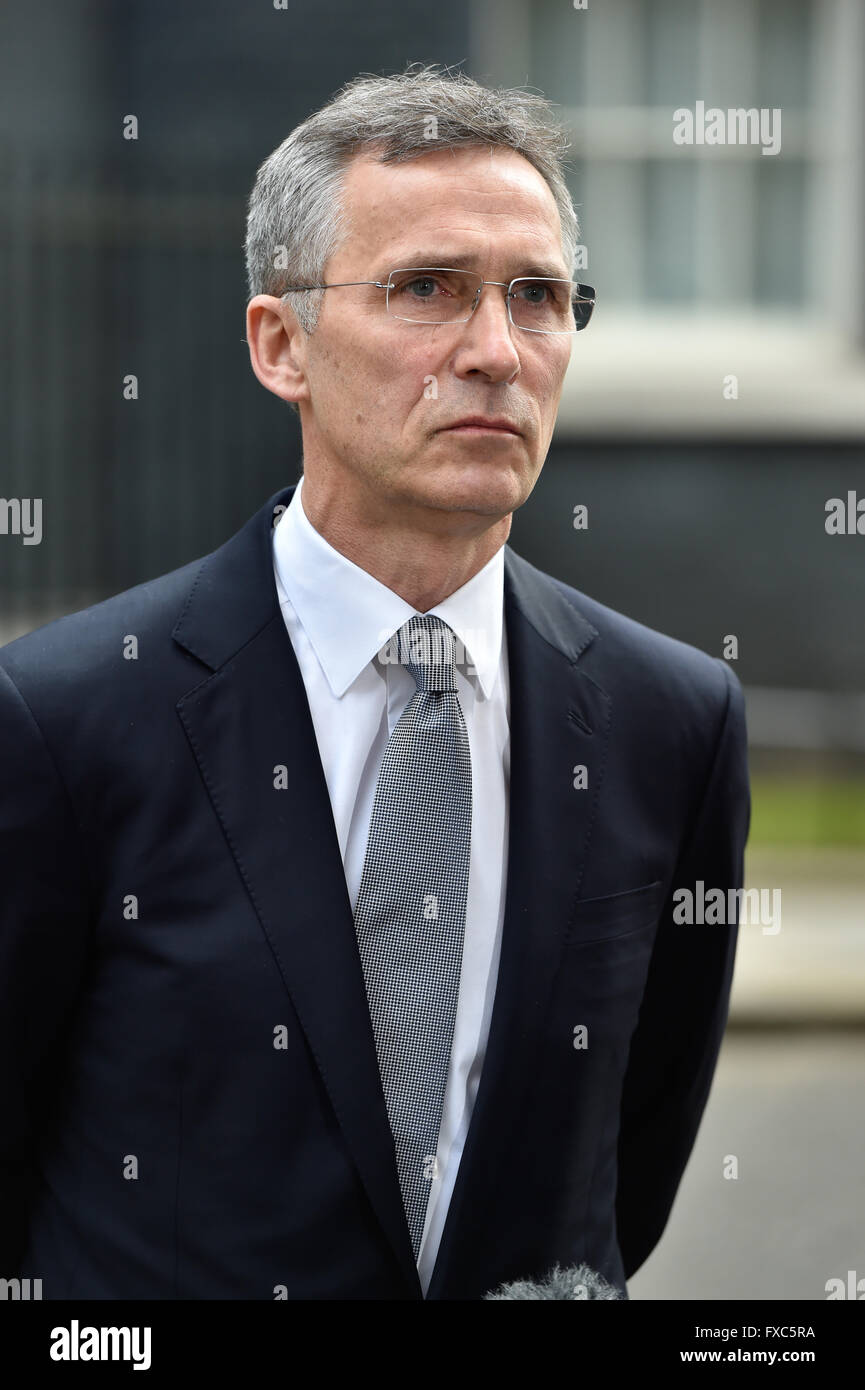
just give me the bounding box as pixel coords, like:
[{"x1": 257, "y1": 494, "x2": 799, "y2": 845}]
[
  {"x1": 423, "y1": 478, "x2": 528, "y2": 518},
  {"x1": 422, "y1": 454, "x2": 533, "y2": 511}
]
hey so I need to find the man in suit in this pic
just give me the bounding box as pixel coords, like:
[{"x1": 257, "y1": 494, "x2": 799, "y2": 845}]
[{"x1": 0, "y1": 67, "x2": 749, "y2": 1300}]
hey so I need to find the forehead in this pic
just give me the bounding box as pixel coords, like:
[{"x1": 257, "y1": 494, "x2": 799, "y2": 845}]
[{"x1": 334, "y1": 145, "x2": 567, "y2": 273}]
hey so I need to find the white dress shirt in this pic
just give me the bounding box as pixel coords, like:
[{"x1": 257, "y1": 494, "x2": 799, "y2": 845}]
[{"x1": 272, "y1": 473, "x2": 510, "y2": 1295}]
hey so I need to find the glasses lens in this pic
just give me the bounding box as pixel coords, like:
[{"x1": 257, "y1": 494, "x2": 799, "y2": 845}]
[
  {"x1": 572, "y1": 284, "x2": 595, "y2": 332},
  {"x1": 386, "y1": 268, "x2": 481, "y2": 323},
  {"x1": 509, "y1": 278, "x2": 580, "y2": 333}
]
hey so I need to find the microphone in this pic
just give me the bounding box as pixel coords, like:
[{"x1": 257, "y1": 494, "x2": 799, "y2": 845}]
[{"x1": 483, "y1": 1262, "x2": 625, "y2": 1300}]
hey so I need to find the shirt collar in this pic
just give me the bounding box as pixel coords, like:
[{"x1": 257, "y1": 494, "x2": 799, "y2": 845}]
[{"x1": 273, "y1": 474, "x2": 504, "y2": 700}]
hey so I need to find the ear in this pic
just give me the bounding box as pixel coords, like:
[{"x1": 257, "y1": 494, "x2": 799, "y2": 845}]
[{"x1": 246, "y1": 295, "x2": 310, "y2": 405}]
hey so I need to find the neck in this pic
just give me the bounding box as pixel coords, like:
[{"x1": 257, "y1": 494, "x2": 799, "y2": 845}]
[{"x1": 297, "y1": 473, "x2": 510, "y2": 612}]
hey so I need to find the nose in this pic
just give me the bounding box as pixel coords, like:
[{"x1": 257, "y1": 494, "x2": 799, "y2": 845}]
[{"x1": 451, "y1": 282, "x2": 521, "y2": 383}]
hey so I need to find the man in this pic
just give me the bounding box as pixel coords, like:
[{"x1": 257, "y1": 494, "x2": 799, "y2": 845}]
[{"x1": 0, "y1": 66, "x2": 749, "y2": 1301}]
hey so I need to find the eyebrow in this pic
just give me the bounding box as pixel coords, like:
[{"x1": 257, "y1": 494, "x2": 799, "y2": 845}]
[{"x1": 381, "y1": 252, "x2": 571, "y2": 280}]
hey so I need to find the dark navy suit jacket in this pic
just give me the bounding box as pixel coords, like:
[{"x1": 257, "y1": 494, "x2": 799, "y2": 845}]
[{"x1": 0, "y1": 482, "x2": 749, "y2": 1299}]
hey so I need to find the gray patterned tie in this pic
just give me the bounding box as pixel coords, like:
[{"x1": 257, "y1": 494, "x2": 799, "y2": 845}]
[{"x1": 353, "y1": 613, "x2": 473, "y2": 1258}]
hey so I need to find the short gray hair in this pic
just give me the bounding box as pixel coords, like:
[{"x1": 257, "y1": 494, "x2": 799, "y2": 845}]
[{"x1": 244, "y1": 63, "x2": 580, "y2": 336}]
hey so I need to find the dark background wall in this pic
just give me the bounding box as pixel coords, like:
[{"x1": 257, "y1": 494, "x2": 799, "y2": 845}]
[
  {"x1": 0, "y1": 0, "x2": 467, "y2": 610},
  {"x1": 511, "y1": 441, "x2": 865, "y2": 691}
]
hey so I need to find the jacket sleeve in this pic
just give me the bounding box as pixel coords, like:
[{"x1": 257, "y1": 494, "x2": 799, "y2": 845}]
[
  {"x1": 0, "y1": 659, "x2": 94, "y2": 1273},
  {"x1": 614, "y1": 658, "x2": 751, "y2": 1280}
]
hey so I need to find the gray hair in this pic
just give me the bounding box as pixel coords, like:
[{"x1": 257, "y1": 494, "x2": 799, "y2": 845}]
[{"x1": 244, "y1": 63, "x2": 580, "y2": 337}]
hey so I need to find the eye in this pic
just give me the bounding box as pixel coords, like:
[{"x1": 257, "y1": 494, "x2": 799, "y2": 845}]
[
  {"x1": 408, "y1": 276, "x2": 437, "y2": 298},
  {"x1": 514, "y1": 280, "x2": 552, "y2": 304},
  {"x1": 396, "y1": 275, "x2": 448, "y2": 299}
]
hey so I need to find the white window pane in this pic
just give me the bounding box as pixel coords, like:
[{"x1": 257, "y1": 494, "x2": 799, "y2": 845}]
[
  {"x1": 645, "y1": 0, "x2": 700, "y2": 105},
  {"x1": 757, "y1": 0, "x2": 815, "y2": 107},
  {"x1": 754, "y1": 159, "x2": 808, "y2": 305},
  {"x1": 643, "y1": 159, "x2": 699, "y2": 302}
]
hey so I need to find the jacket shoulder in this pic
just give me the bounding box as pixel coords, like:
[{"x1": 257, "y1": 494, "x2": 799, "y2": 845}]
[{"x1": 0, "y1": 554, "x2": 207, "y2": 693}]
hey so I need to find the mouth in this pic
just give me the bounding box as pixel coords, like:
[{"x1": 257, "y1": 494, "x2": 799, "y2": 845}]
[{"x1": 439, "y1": 417, "x2": 523, "y2": 437}]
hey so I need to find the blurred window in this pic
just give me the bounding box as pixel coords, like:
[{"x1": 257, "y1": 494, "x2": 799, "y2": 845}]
[{"x1": 472, "y1": 0, "x2": 865, "y2": 434}]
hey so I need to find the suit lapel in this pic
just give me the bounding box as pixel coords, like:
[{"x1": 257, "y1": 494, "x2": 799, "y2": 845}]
[
  {"x1": 425, "y1": 546, "x2": 610, "y2": 1299},
  {"x1": 173, "y1": 484, "x2": 421, "y2": 1296}
]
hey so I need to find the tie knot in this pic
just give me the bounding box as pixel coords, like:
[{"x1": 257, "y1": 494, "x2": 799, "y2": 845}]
[{"x1": 397, "y1": 615, "x2": 458, "y2": 693}]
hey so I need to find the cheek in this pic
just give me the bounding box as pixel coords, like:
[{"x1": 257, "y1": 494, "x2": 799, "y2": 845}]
[
  {"x1": 520, "y1": 361, "x2": 563, "y2": 426},
  {"x1": 326, "y1": 331, "x2": 432, "y2": 412},
  {"x1": 315, "y1": 338, "x2": 438, "y2": 447},
  {"x1": 363, "y1": 341, "x2": 447, "y2": 424},
  {"x1": 534, "y1": 366, "x2": 569, "y2": 428},
  {"x1": 537, "y1": 345, "x2": 570, "y2": 397}
]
